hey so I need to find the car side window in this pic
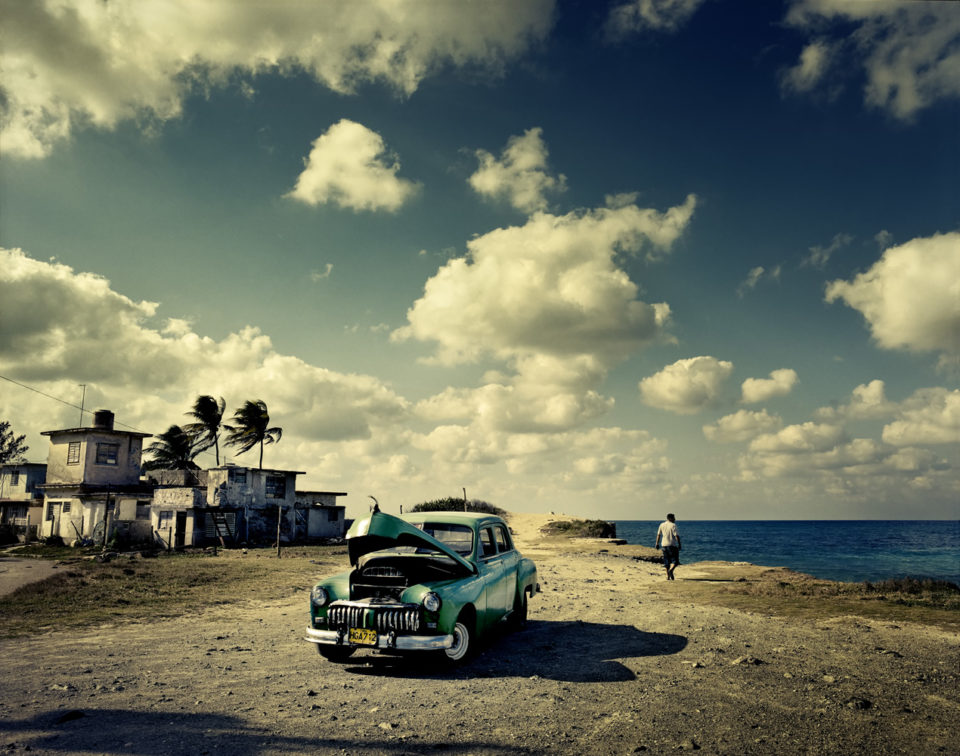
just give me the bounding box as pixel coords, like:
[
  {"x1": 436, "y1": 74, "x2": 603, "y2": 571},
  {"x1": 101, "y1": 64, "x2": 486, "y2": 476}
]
[
  {"x1": 494, "y1": 525, "x2": 511, "y2": 553},
  {"x1": 480, "y1": 527, "x2": 497, "y2": 558}
]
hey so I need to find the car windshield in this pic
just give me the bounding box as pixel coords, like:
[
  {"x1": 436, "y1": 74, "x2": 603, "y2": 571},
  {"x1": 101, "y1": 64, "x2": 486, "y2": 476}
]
[
  {"x1": 373, "y1": 522, "x2": 475, "y2": 558},
  {"x1": 417, "y1": 523, "x2": 474, "y2": 555}
]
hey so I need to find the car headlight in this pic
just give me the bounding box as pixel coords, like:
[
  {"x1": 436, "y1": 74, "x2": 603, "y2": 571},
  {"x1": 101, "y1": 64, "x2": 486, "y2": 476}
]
[
  {"x1": 311, "y1": 586, "x2": 329, "y2": 607},
  {"x1": 422, "y1": 592, "x2": 441, "y2": 612}
]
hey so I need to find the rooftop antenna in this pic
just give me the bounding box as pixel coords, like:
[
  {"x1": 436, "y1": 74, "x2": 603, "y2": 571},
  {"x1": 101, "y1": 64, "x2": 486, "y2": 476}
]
[{"x1": 79, "y1": 384, "x2": 87, "y2": 426}]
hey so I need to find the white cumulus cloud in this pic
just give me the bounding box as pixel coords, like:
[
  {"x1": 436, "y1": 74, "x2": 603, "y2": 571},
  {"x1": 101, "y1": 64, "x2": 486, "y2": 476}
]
[
  {"x1": 1, "y1": 0, "x2": 555, "y2": 158},
  {"x1": 286, "y1": 120, "x2": 419, "y2": 212},
  {"x1": 784, "y1": 0, "x2": 960, "y2": 119},
  {"x1": 639, "y1": 356, "x2": 734, "y2": 415},
  {"x1": 394, "y1": 197, "x2": 696, "y2": 368},
  {"x1": 749, "y1": 422, "x2": 845, "y2": 454},
  {"x1": 0, "y1": 247, "x2": 410, "y2": 453},
  {"x1": 815, "y1": 379, "x2": 897, "y2": 421},
  {"x1": 882, "y1": 388, "x2": 960, "y2": 446},
  {"x1": 825, "y1": 231, "x2": 960, "y2": 359},
  {"x1": 703, "y1": 409, "x2": 783, "y2": 444},
  {"x1": 469, "y1": 127, "x2": 567, "y2": 214},
  {"x1": 416, "y1": 355, "x2": 614, "y2": 434},
  {"x1": 741, "y1": 368, "x2": 799, "y2": 404}
]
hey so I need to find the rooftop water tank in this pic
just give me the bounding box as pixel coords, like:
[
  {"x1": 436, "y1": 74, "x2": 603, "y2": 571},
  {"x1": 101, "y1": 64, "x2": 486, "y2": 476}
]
[{"x1": 93, "y1": 409, "x2": 115, "y2": 430}]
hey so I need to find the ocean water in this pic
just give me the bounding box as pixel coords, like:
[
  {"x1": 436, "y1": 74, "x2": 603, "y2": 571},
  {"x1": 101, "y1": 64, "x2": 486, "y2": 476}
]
[{"x1": 614, "y1": 520, "x2": 960, "y2": 585}]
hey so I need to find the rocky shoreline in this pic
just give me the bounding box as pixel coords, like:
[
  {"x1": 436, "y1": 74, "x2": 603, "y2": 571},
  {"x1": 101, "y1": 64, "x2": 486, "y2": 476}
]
[{"x1": 0, "y1": 512, "x2": 956, "y2": 754}]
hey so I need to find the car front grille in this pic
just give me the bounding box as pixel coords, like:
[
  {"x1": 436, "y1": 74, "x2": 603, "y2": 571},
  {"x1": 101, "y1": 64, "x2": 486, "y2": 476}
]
[{"x1": 327, "y1": 601, "x2": 422, "y2": 633}]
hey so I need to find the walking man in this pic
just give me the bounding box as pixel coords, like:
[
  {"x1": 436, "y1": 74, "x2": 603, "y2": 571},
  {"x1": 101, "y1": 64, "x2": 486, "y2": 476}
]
[{"x1": 655, "y1": 513, "x2": 681, "y2": 580}]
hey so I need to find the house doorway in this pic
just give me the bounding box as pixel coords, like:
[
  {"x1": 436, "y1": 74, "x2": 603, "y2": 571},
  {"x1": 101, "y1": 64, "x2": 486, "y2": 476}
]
[{"x1": 174, "y1": 511, "x2": 186, "y2": 549}]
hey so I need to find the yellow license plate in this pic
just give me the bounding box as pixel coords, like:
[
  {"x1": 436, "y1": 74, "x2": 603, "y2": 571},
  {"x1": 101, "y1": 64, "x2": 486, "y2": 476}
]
[{"x1": 348, "y1": 627, "x2": 378, "y2": 646}]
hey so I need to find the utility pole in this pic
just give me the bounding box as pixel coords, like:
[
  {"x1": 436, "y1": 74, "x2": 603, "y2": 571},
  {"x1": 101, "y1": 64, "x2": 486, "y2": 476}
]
[
  {"x1": 463, "y1": 487, "x2": 467, "y2": 512},
  {"x1": 276, "y1": 502, "x2": 282, "y2": 558},
  {"x1": 78, "y1": 384, "x2": 86, "y2": 426}
]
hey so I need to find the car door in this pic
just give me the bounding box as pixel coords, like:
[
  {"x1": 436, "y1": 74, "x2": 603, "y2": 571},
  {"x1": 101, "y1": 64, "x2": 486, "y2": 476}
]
[
  {"x1": 493, "y1": 523, "x2": 520, "y2": 613},
  {"x1": 477, "y1": 526, "x2": 505, "y2": 628}
]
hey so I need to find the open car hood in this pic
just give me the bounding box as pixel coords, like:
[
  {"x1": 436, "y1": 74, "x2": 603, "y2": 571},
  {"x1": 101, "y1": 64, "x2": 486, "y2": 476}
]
[{"x1": 347, "y1": 511, "x2": 477, "y2": 574}]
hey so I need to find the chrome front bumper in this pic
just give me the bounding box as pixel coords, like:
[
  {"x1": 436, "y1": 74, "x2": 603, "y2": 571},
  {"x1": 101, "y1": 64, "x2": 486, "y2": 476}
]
[{"x1": 305, "y1": 626, "x2": 454, "y2": 651}]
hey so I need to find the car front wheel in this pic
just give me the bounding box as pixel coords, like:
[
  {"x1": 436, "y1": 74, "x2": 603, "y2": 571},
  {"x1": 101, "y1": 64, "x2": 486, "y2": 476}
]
[{"x1": 444, "y1": 615, "x2": 474, "y2": 664}]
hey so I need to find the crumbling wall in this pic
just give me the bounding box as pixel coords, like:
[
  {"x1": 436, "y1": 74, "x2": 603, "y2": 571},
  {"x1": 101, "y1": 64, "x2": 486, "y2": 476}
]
[
  {"x1": 153, "y1": 487, "x2": 205, "y2": 509},
  {"x1": 245, "y1": 505, "x2": 295, "y2": 544}
]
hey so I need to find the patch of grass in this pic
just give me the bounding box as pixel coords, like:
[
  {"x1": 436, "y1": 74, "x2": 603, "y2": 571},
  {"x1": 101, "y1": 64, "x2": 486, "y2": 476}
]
[
  {"x1": 541, "y1": 519, "x2": 617, "y2": 538},
  {"x1": 0, "y1": 546, "x2": 350, "y2": 638},
  {"x1": 668, "y1": 566, "x2": 960, "y2": 630}
]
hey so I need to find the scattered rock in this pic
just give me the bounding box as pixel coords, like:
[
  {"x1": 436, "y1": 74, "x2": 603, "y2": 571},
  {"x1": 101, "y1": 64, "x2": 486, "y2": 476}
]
[
  {"x1": 844, "y1": 697, "x2": 872, "y2": 710},
  {"x1": 731, "y1": 656, "x2": 765, "y2": 666}
]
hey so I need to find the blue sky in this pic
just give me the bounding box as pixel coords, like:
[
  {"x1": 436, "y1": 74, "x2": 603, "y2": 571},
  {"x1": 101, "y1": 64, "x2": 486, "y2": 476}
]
[{"x1": 1, "y1": 0, "x2": 958, "y2": 520}]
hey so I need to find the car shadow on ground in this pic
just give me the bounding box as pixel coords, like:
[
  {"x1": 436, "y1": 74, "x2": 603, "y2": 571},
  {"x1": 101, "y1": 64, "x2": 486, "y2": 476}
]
[
  {"x1": 346, "y1": 619, "x2": 687, "y2": 682},
  {"x1": 0, "y1": 708, "x2": 529, "y2": 755}
]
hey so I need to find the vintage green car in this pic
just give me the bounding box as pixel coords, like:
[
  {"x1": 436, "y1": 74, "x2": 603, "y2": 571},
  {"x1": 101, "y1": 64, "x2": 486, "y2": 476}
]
[{"x1": 305, "y1": 510, "x2": 539, "y2": 663}]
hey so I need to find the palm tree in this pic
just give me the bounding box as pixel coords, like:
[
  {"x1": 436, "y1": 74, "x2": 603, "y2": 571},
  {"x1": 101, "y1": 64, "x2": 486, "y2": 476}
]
[
  {"x1": 144, "y1": 425, "x2": 202, "y2": 470},
  {"x1": 223, "y1": 400, "x2": 282, "y2": 469},
  {"x1": 183, "y1": 395, "x2": 225, "y2": 465}
]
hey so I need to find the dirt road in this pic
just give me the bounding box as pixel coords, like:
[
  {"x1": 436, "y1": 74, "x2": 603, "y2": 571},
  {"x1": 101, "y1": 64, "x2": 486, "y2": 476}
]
[
  {"x1": 0, "y1": 555, "x2": 59, "y2": 599},
  {"x1": 0, "y1": 520, "x2": 957, "y2": 754}
]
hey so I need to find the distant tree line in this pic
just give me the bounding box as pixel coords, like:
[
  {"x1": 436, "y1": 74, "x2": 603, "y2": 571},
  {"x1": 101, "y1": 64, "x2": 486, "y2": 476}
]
[
  {"x1": 145, "y1": 397, "x2": 282, "y2": 471},
  {"x1": 410, "y1": 497, "x2": 506, "y2": 517}
]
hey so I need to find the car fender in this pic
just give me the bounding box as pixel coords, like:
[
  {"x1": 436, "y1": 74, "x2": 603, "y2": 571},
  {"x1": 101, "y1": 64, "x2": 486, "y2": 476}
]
[
  {"x1": 516, "y1": 557, "x2": 538, "y2": 597},
  {"x1": 415, "y1": 574, "x2": 486, "y2": 634}
]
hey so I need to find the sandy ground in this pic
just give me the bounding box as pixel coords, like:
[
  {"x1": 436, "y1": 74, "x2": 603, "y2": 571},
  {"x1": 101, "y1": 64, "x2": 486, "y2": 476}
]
[{"x1": 0, "y1": 514, "x2": 957, "y2": 755}]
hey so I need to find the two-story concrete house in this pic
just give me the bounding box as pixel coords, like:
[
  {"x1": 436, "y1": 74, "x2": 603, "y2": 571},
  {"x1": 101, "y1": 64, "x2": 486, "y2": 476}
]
[
  {"x1": 150, "y1": 466, "x2": 347, "y2": 547},
  {"x1": 0, "y1": 462, "x2": 46, "y2": 541},
  {"x1": 38, "y1": 410, "x2": 153, "y2": 543},
  {"x1": 27, "y1": 409, "x2": 347, "y2": 548}
]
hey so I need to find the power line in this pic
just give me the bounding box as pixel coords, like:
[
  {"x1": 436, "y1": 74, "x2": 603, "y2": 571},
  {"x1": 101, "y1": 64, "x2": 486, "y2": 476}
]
[
  {"x1": 0, "y1": 373, "x2": 232, "y2": 464},
  {"x1": 0, "y1": 373, "x2": 85, "y2": 413}
]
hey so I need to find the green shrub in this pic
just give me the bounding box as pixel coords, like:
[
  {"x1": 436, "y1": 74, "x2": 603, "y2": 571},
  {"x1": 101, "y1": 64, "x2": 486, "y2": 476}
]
[
  {"x1": 540, "y1": 519, "x2": 617, "y2": 538},
  {"x1": 409, "y1": 498, "x2": 506, "y2": 517}
]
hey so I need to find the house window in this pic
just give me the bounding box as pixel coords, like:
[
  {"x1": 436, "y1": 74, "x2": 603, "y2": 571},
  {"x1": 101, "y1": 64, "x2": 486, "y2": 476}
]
[
  {"x1": 158, "y1": 510, "x2": 174, "y2": 529},
  {"x1": 10, "y1": 471, "x2": 20, "y2": 486},
  {"x1": 96, "y1": 442, "x2": 120, "y2": 465},
  {"x1": 229, "y1": 468, "x2": 247, "y2": 485},
  {"x1": 136, "y1": 502, "x2": 151, "y2": 520},
  {"x1": 327, "y1": 508, "x2": 339, "y2": 522},
  {"x1": 62, "y1": 502, "x2": 71, "y2": 513},
  {"x1": 67, "y1": 441, "x2": 81, "y2": 465},
  {"x1": 46, "y1": 503, "x2": 55, "y2": 521},
  {"x1": 265, "y1": 475, "x2": 286, "y2": 499}
]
